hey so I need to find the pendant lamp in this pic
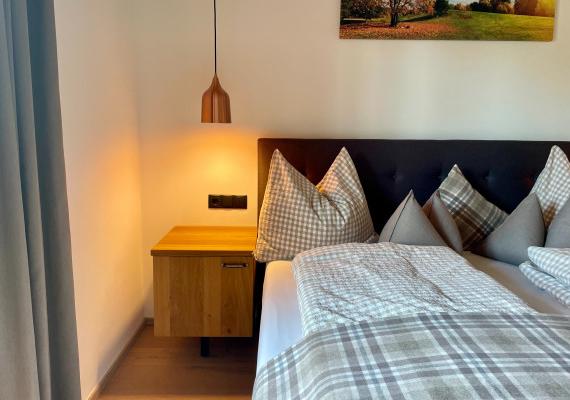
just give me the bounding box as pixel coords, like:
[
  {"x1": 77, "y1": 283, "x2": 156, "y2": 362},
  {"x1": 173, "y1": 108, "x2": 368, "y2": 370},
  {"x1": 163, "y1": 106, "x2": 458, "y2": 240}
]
[{"x1": 201, "y1": 0, "x2": 231, "y2": 123}]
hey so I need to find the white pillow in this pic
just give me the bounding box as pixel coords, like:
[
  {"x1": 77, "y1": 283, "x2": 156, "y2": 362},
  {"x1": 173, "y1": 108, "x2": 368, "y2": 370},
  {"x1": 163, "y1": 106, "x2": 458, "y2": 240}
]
[
  {"x1": 254, "y1": 148, "x2": 376, "y2": 262},
  {"x1": 531, "y1": 146, "x2": 570, "y2": 226}
]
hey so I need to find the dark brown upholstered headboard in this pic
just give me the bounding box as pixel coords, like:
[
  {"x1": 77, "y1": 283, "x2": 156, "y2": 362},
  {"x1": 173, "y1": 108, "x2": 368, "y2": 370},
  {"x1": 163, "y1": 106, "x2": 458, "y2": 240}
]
[{"x1": 258, "y1": 139, "x2": 570, "y2": 231}]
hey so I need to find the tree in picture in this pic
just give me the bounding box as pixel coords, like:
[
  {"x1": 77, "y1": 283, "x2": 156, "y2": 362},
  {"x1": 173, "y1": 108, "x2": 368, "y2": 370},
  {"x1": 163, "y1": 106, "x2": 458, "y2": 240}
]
[
  {"x1": 435, "y1": 0, "x2": 450, "y2": 16},
  {"x1": 386, "y1": 1, "x2": 414, "y2": 27},
  {"x1": 344, "y1": 0, "x2": 384, "y2": 23},
  {"x1": 339, "y1": 0, "x2": 556, "y2": 40},
  {"x1": 516, "y1": 0, "x2": 555, "y2": 16}
]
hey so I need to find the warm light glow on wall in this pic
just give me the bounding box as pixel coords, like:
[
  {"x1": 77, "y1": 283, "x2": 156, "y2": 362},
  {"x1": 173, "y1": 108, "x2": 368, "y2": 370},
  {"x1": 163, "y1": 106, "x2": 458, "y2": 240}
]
[
  {"x1": 140, "y1": 126, "x2": 261, "y2": 229},
  {"x1": 191, "y1": 131, "x2": 249, "y2": 184},
  {"x1": 176, "y1": 127, "x2": 258, "y2": 204}
]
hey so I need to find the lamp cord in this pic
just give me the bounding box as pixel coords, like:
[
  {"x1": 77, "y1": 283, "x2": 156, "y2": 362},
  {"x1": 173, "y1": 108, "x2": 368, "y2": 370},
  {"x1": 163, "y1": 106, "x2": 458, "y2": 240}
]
[{"x1": 214, "y1": 0, "x2": 217, "y2": 75}]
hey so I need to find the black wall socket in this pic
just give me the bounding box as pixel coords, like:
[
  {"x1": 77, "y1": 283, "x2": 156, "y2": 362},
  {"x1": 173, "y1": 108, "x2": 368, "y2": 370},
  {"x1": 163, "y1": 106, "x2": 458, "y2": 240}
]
[{"x1": 208, "y1": 195, "x2": 247, "y2": 209}]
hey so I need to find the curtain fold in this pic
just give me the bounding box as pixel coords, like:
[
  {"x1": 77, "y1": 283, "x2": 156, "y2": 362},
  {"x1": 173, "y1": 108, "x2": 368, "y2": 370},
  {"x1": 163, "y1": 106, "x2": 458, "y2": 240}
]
[{"x1": 0, "y1": 0, "x2": 81, "y2": 399}]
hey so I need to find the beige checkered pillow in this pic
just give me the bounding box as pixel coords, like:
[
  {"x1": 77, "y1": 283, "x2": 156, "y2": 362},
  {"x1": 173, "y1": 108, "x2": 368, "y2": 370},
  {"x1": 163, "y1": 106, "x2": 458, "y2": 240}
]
[
  {"x1": 438, "y1": 165, "x2": 508, "y2": 250},
  {"x1": 531, "y1": 146, "x2": 570, "y2": 227},
  {"x1": 254, "y1": 148, "x2": 376, "y2": 262}
]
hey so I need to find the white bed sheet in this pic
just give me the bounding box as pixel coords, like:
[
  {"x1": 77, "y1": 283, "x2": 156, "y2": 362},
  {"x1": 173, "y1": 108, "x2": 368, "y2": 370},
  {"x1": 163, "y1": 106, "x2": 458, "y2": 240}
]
[
  {"x1": 463, "y1": 252, "x2": 570, "y2": 315},
  {"x1": 256, "y1": 252, "x2": 570, "y2": 371},
  {"x1": 257, "y1": 261, "x2": 303, "y2": 371}
]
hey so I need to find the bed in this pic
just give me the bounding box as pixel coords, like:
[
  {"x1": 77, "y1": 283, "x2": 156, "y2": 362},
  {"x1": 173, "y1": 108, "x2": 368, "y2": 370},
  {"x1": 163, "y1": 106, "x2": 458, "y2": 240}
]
[
  {"x1": 254, "y1": 139, "x2": 570, "y2": 398},
  {"x1": 257, "y1": 254, "x2": 570, "y2": 370}
]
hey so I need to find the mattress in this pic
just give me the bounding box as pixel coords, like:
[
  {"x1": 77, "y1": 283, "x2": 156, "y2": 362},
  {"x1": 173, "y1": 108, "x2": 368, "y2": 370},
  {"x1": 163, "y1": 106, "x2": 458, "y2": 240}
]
[{"x1": 256, "y1": 252, "x2": 570, "y2": 371}]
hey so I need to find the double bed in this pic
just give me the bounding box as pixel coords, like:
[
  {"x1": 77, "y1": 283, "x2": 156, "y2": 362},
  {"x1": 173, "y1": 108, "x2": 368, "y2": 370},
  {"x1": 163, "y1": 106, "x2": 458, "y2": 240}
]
[
  {"x1": 253, "y1": 139, "x2": 570, "y2": 398},
  {"x1": 258, "y1": 253, "x2": 570, "y2": 370}
]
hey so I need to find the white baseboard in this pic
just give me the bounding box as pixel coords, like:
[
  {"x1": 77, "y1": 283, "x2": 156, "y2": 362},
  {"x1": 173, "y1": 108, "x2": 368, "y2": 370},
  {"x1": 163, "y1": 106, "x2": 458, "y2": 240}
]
[{"x1": 86, "y1": 320, "x2": 147, "y2": 400}]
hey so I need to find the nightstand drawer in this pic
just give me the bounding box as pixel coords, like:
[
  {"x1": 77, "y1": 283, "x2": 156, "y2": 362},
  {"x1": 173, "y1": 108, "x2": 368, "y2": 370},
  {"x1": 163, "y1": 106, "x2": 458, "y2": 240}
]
[{"x1": 153, "y1": 255, "x2": 255, "y2": 337}]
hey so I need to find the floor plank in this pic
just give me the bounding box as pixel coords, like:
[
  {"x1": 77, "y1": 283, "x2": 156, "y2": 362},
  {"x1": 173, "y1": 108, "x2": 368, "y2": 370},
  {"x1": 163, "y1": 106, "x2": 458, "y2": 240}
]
[{"x1": 99, "y1": 326, "x2": 257, "y2": 400}]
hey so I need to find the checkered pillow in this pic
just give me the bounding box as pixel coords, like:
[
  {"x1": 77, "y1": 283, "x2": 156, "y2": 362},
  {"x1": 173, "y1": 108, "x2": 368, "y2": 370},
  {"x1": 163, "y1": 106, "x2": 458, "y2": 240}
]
[
  {"x1": 531, "y1": 146, "x2": 570, "y2": 227},
  {"x1": 546, "y1": 199, "x2": 570, "y2": 248},
  {"x1": 520, "y1": 261, "x2": 570, "y2": 306},
  {"x1": 528, "y1": 246, "x2": 570, "y2": 286},
  {"x1": 438, "y1": 165, "x2": 508, "y2": 249},
  {"x1": 254, "y1": 148, "x2": 376, "y2": 262}
]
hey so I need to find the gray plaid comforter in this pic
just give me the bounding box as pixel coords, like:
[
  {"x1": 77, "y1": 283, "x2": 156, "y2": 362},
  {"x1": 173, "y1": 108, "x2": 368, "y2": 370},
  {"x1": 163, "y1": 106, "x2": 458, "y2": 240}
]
[
  {"x1": 293, "y1": 243, "x2": 533, "y2": 335},
  {"x1": 253, "y1": 313, "x2": 570, "y2": 400}
]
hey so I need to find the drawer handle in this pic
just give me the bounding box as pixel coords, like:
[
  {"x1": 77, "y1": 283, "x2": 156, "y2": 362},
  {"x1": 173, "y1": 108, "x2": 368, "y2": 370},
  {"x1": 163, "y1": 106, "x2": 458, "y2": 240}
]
[{"x1": 222, "y1": 263, "x2": 248, "y2": 269}]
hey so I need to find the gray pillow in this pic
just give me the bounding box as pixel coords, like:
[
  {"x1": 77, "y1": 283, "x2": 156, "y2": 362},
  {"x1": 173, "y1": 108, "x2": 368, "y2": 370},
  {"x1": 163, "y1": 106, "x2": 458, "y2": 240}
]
[
  {"x1": 379, "y1": 191, "x2": 448, "y2": 247},
  {"x1": 546, "y1": 200, "x2": 570, "y2": 248},
  {"x1": 474, "y1": 193, "x2": 545, "y2": 265},
  {"x1": 423, "y1": 192, "x2": 463, "y2": 253}
]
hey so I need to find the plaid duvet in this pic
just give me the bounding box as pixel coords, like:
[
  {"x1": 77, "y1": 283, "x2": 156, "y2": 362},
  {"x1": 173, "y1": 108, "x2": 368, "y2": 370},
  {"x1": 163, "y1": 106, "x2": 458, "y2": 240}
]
[
  {"x1": 253, "y1": 313, "x2": 570, "y2": 400},
  {"x1": 292, "y1": 243, "x2": 532, "y2": 335}
]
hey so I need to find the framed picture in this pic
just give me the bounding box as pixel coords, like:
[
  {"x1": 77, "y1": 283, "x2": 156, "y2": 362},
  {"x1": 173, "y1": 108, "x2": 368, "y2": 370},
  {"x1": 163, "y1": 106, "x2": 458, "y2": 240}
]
[{"x1": 339, "y1": 1, "x2": 556, "y2": 41}]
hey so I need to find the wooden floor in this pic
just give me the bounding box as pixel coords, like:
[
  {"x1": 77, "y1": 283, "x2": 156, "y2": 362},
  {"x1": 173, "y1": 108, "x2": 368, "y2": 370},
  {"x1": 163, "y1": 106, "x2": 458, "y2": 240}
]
[{"x1": 99, "y1": 325, "x2": 258, "y2": 400}]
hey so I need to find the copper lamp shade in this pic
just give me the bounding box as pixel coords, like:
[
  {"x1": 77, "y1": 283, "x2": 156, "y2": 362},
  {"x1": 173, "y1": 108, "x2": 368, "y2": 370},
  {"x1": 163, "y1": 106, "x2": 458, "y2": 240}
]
[
  {"x1": 201, "y1": 74, "x2": 231, "y2": 123},
  {"x1": 201, "y1": 0, "x2": 231, "y2": 124}
]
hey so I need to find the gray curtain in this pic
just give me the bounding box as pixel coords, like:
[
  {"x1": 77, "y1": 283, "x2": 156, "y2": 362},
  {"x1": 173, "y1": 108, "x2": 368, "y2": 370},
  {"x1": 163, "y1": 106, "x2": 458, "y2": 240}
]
[{"x1": 0, "y1": 0, "x2": 81, "y2": 399}]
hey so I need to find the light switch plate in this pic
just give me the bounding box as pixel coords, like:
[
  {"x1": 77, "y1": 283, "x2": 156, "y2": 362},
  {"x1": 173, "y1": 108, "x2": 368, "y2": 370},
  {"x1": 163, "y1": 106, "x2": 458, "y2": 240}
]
[{"x1": 208, "y1": 195, "x2": 247, "y2": 209}]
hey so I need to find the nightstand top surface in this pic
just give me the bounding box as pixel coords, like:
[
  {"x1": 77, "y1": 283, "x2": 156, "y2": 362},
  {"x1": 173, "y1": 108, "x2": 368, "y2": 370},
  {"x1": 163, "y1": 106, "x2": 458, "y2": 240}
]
[{"x1": 151, "y1": 226, "x2": 257, "y2": 256}]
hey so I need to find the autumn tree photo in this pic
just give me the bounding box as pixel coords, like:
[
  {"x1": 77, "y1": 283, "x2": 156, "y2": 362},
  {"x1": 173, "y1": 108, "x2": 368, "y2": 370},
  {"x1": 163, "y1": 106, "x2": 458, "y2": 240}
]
[{"x1": 340, "y1": 0, "x2": 556, "y2": 40}]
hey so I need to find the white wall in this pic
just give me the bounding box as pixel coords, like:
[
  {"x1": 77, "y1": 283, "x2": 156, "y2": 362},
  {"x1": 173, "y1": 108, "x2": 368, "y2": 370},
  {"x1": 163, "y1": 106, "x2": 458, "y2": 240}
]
[
  {"x1": 54, "y1": 1, "x2": 144, "y2": 398},
  {"x1": 131, "y1": 0, "x2": 570, "y2": 316}
]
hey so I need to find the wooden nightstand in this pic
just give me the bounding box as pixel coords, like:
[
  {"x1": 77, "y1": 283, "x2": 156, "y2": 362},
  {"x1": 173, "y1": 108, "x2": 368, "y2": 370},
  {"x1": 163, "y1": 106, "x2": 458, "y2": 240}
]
[{"x1": 151, "y1": 226, "x2": 257, "y2": 356}]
